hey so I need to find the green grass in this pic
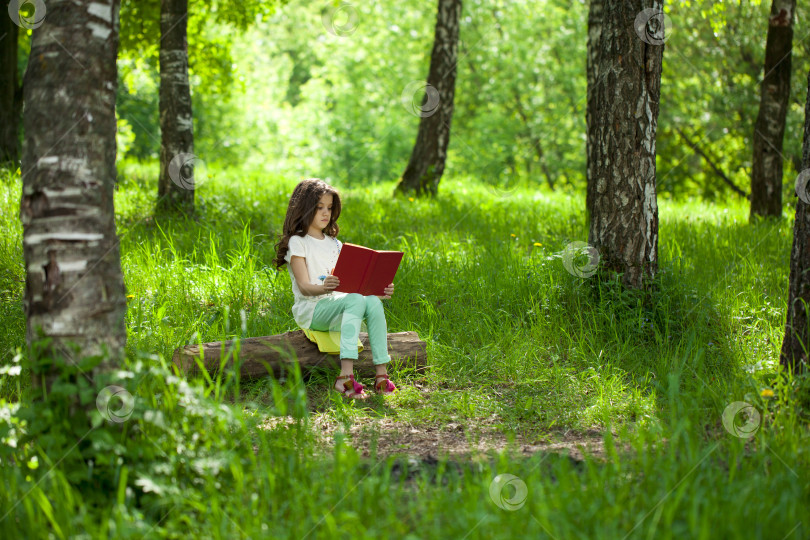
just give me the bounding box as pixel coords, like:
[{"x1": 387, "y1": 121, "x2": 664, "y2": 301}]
[{"x1": 0, "y1": 160, "x2": 807, "y2": 538}]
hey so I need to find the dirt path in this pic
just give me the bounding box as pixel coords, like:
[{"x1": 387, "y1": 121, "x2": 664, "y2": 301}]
[
  {"x1": 317, "y1": 417, "x2": 616, "y2": 461},
  {"x1": 261, "y1": 413, "x2": 628, "y2": 464}
]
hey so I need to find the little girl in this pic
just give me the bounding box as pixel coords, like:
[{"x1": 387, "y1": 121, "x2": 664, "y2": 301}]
[{"x1": 273, "y1": 178, "x2": 397, "y2": 400}]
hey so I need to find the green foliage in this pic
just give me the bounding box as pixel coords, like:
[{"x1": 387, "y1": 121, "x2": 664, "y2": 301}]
[
  {"x1": 0, "y1": 335, "x2": 291, "y2": 537},
  {"x1": 116, "y1": 0, "x2": 810, "y2": 202},
  {"x1": 0, "y1": 161, "x2": 809, "y2": 537},
  {"x1": 117, "y1": 0, "x2": 286, "y2": 163},
  {"x1": 116, "y1": 57, "x2": 160, "y2": 161},
  {"x1": 0, "y1": 168, "x2": 24, "y2": 401},
  {"x1": 451, "y1": 0, "x2": 588, "y2": 189},
  {"x1": 658, "y1": 0, "x2": 809, "y2": 201}
]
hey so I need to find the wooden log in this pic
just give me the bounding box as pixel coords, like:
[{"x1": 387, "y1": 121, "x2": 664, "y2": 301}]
[{"x1": 172, "y1": 330, "x2": 427, "y2": 380}]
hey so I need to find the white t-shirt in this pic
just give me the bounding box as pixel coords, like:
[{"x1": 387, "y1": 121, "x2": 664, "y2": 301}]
[{"x1": 284, "y1": 233, "x2": 349, "y2": 329}]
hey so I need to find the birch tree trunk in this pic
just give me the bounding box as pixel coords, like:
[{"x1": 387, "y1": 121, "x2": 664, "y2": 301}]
[
  {"x1": 156, "y1": 0, "x2": 195, "y2": 213},
  {"x1": 780, "y1": 68, "x2": 810, "y2": 373},
  {"x1": 749, "y1": 0, "x2": 795, "y2": 220},
  {"x1": 0, "y1": 14, "x2": 20, "y2": 165},
  {"x1": 586, "y1": 0, "x2": 604, "y2": 221},
  {"x1": 19, "y1": 0, "x2": 126, "y2": 382},
  {"x1": 395, "y1": 0, "x2": 462, "y2": 197},
  {"x1": 587, "y1": 1, "x2": 663, "y2": 289}
]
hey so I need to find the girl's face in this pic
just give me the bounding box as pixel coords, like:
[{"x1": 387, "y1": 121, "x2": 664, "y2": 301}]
[{"x1": 308, "y1": 193, "x2": 333, "y2": 235}]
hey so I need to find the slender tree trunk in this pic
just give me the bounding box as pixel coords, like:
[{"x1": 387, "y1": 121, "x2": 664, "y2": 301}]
[
  {"x1": 156, "y1": 0, "x2": 195, "y2": 213},
  {"x1": 585, "y1": 0, "x2": 603, "y2": 222},
  {"x1": 0, "y1": 16, "x2": 20, "y2": 166},
  {"x1": 587, "y1": 1, "x2": 663, "y2": 289},
  {"x1": 750, "y1": 0, "x2": 796, "y2": 220},
  {"x1": 780, "y1": 69, "x2": 810, "y2": 373},
  {"x1": 395, "y1": 0, "x2": 462, "y2": 197},
  {"x1": 19, "y1": 0, "x2": 126, "y2": 385}
]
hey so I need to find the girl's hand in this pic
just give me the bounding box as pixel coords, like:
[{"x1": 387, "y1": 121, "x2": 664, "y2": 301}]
[
  {"x1": 323, "y1": 274, "x2": 340, "y2": 292},
  {"x1": 378, "y1": 283, "x2": 394, "y2": 300}
]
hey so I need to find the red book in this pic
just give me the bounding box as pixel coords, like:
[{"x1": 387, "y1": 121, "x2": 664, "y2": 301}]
[{"x1": 332, "y1": 243, "x2": 404, "y2": 296}]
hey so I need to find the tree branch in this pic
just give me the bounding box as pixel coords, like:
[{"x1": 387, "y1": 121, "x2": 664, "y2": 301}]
[{"x1": 674, "y1": 126, "x2": 750, "y2": 199}]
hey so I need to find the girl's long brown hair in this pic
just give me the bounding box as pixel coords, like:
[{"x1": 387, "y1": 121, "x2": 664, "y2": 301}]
[{"x1": 273, "y1": 178, "x2": 342, "y2": 269}]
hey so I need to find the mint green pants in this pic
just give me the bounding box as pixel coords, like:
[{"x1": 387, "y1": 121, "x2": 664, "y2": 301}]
[{"x1": 310, "y1": 293, "x2": 391, "y2": 365}]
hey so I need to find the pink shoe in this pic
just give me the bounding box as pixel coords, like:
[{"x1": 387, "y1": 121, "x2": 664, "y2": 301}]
[
  {"x1": 334, "y1": 374, "x2": 368, "y2": 400},
  {"x1": 374, "y1": 374, "x2": 397, "y2": 395}
]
